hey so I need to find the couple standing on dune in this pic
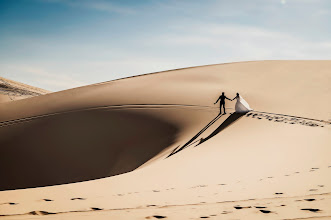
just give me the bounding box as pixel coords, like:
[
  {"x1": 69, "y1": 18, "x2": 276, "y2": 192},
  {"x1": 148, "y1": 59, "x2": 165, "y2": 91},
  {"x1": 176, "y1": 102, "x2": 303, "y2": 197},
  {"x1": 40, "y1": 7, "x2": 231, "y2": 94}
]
[{"x1": 214, "y1": 92, "x2": 252, "y2": 114}]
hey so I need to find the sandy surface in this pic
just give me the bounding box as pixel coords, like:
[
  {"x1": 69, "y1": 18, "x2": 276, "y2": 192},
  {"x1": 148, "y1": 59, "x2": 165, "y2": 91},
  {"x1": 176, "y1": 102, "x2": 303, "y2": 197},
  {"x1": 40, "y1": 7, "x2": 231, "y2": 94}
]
[
  {"x1": 0, "y1": 76, "x2": 49, "y2": 103},
  {"x1": 0, "y1": 60, "x2": 330, "y2": 219}
]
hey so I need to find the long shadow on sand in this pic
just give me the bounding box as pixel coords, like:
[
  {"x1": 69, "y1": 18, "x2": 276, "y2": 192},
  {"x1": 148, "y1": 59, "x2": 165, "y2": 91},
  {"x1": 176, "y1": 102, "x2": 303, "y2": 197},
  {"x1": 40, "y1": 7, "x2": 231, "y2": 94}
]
[
  {"x1": 168, "y1": 112, "x2": 245, "y2": 157},
  {"x1": 167, "y1": 114, "x2": 223, "y2": 157},
  {"x1": 199, "y1": 112, "x2": 245, "y2": 145}
]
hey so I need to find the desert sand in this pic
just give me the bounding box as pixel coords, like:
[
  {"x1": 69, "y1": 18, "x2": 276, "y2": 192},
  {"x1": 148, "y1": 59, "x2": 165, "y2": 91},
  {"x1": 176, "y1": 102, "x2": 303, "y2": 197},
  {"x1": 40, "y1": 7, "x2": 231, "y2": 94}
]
[
  {"x1": 0, "y1": 60, "x2": 330, "y2": 219},
  {"x1": 0, "y1": 77, "x2": 50, "y2": 103}
]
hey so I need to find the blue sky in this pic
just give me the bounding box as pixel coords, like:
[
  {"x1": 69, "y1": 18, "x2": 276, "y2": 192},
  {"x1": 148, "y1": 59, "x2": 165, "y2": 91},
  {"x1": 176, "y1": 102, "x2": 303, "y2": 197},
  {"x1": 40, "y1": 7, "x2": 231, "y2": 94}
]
[{"x1": 1, "y1": 0, "x2": 330, "y2": 91}]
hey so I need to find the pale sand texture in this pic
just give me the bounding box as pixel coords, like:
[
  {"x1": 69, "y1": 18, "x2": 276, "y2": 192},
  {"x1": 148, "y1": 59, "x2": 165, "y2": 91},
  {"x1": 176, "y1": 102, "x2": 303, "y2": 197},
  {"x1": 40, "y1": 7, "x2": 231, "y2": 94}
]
[
  {"x1": 0, "y1": 76, "x2": 50, "y2": 103},
  {"x1": 0, "y1": 60, "x2": 330, "y2": 219}
]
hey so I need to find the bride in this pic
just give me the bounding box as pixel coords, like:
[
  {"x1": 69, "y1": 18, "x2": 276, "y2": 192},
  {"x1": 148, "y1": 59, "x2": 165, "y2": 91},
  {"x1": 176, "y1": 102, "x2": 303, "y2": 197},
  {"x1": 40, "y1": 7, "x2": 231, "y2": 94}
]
[{"x1": 232, "y1": 93, "x2": 253, "y2": 113}]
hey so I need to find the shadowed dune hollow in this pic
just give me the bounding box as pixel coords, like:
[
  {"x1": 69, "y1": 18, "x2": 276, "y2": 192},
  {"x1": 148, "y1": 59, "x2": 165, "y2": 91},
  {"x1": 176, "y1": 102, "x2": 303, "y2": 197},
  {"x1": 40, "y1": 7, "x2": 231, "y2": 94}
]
[{"x1": 0, "y1": 109, "x2": 178, "y2": 190}]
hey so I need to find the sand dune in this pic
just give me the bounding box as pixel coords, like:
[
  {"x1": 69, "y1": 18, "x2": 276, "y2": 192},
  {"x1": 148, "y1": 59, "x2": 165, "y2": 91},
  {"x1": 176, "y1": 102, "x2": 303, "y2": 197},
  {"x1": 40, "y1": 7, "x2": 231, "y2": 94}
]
[
  {"x1": 0, "y1": 60, "x2": 330, "y2": 219},
  {"x1": 0, "y1": 77, "x2": 50, "y2": 103}
]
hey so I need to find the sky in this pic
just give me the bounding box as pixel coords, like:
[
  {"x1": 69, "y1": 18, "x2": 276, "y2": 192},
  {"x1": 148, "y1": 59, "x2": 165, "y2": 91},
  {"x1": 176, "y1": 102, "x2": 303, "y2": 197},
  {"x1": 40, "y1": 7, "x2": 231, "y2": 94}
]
[{"x1": 0, "y1": 0, "x2": 330, "y2": 91}]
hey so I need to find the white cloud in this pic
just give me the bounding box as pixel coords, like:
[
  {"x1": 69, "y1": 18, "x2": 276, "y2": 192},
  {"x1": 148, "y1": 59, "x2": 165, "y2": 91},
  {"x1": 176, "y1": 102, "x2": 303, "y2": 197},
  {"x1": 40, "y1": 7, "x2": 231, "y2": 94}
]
[{"x1": 150, "y1": 24, "x2": 331, "y2": 61}]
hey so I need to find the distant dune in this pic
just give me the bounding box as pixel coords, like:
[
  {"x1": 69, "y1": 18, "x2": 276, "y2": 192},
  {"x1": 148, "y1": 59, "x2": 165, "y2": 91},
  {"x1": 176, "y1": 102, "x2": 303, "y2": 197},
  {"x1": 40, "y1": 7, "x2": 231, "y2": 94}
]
[
  {"x1": 0, "y1": 76, "x2": 50, "y2": 103},
  {"x1": 0, "y1": 61, "x2": 330, "y2": 219}
]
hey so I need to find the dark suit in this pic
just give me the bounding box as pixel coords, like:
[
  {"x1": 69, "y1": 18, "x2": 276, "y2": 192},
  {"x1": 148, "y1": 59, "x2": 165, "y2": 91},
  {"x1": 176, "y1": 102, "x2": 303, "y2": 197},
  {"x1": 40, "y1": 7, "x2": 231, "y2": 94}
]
[{"x1": 215, "y1": 94, "x2": 231, "y2": 114}]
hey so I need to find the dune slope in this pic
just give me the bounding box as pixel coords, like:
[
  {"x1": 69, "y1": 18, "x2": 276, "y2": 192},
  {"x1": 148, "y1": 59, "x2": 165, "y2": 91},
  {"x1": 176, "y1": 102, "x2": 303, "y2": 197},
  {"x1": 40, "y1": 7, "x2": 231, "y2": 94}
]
[
  {"x1": 0, "y1": 109, "x2": 178, "y2": 190},
  {"x1": 0, "y1": 77, "x2": 50, "y2": 103},
  {"x1": 0, "y1": 60, "x2": 330, "y2": 219}
]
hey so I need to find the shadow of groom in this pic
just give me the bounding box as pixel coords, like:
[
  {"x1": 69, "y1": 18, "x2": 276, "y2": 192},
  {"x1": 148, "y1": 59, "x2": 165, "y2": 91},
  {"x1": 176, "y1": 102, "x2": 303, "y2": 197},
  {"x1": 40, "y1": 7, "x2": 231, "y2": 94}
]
[{"x1": 198, "y1": 112, "x2": 245, "y2": 145}]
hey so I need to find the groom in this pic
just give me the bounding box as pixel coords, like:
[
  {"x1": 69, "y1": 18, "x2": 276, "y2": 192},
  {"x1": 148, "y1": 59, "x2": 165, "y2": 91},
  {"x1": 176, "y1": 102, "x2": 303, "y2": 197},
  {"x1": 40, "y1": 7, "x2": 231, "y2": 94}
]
[{"x1": 214, "y1": 92, "x2": 232, "y2": 114}]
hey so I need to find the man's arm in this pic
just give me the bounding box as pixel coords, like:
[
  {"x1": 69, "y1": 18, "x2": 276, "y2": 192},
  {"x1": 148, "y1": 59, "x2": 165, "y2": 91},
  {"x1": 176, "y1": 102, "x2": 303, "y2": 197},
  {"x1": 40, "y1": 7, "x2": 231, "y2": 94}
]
[
  {"x1": 225, "y1": 96, "x2": 231, "y2": 101},
  {"x1": 214, "y1": 96, "x2": 220, "y2": 104}
]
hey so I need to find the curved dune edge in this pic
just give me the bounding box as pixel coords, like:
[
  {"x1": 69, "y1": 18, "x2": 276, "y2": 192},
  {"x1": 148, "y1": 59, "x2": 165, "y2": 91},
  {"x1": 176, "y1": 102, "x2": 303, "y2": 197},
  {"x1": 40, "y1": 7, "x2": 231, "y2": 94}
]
[{"x1": 0, "y1": 60, "x2": 330, "y2": 220}]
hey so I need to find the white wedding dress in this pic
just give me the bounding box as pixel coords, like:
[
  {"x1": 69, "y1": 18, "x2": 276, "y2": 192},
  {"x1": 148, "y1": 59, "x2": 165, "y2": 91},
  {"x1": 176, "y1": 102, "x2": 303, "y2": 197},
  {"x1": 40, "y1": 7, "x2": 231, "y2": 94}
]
[{"x1": 235, "y1": 95, "x2": 253, "y2": 113}]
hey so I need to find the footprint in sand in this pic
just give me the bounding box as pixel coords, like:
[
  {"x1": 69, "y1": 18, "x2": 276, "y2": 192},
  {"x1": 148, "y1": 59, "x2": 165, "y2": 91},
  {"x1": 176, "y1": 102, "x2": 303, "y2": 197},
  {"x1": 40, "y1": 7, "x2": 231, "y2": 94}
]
[
  {"x1": 145, "y1": 215, "x2": 167, "y2": 219},
  {"x1": 28, "y1": 211, "x2": 55, "y2": 216},
  {"x1": 71, "y1": 198, "x2": 86, "y2": 200},
  {"x1": 301, "y1": 208, "x2": 320, "y2": 212},
  {"x1": 234, "y1": 206, "x2": 251, "y2": 209},
  {"x1": 91, "y1": 207, "x2": 103, "y2": 211},
  {"x1": 192, "y1": 185, "x2": 208, "y2": 189},
  {"x1": 309, "y1": 189, "x2": 318, "y2": 192}
]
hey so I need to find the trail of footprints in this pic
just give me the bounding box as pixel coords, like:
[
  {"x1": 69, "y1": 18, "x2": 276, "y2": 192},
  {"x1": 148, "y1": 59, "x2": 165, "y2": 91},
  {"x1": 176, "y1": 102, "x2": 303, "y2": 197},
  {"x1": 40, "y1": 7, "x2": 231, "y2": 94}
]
[
  {"x1": 246, "y1": 112, "x2": 330, "y2": 128},
  {"x1": 1, "y1": 165, "x2": 329, "y2": 218},
  {"x1": 145, "y1": 197, "x2": 325, "y2": 219},
  {"x1": 0, "y1": 193, "x2": 328, "y2": 218}
]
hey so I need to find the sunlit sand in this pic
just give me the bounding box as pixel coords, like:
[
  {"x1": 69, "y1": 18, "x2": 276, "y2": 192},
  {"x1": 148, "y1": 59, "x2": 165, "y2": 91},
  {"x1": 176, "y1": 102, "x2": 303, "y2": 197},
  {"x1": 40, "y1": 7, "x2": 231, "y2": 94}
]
[{"x1": 0, "y1": 60, "x2": 330, "y2": 219}]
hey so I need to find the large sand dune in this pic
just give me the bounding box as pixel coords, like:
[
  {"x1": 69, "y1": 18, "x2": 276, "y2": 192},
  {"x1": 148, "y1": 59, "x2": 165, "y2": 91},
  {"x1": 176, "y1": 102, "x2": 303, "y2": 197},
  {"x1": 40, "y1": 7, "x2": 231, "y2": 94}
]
[{"x1": 0, "y1": 60, "x2": 330, "y2": 219}]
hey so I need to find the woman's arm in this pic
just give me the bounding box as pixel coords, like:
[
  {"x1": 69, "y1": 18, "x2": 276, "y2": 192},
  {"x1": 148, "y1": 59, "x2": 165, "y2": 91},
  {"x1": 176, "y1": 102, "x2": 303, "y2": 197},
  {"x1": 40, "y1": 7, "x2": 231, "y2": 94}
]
[{"x1": 232, "y1": 94, "x2": 239, "y2": 101}]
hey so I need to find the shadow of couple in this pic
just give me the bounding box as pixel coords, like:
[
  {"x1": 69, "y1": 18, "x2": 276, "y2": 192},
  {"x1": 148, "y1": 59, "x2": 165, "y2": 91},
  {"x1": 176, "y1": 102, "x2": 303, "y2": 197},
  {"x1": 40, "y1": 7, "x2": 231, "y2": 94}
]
[{"x1": 168, "y1": 112, "x2": 246, "y2": 157}]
